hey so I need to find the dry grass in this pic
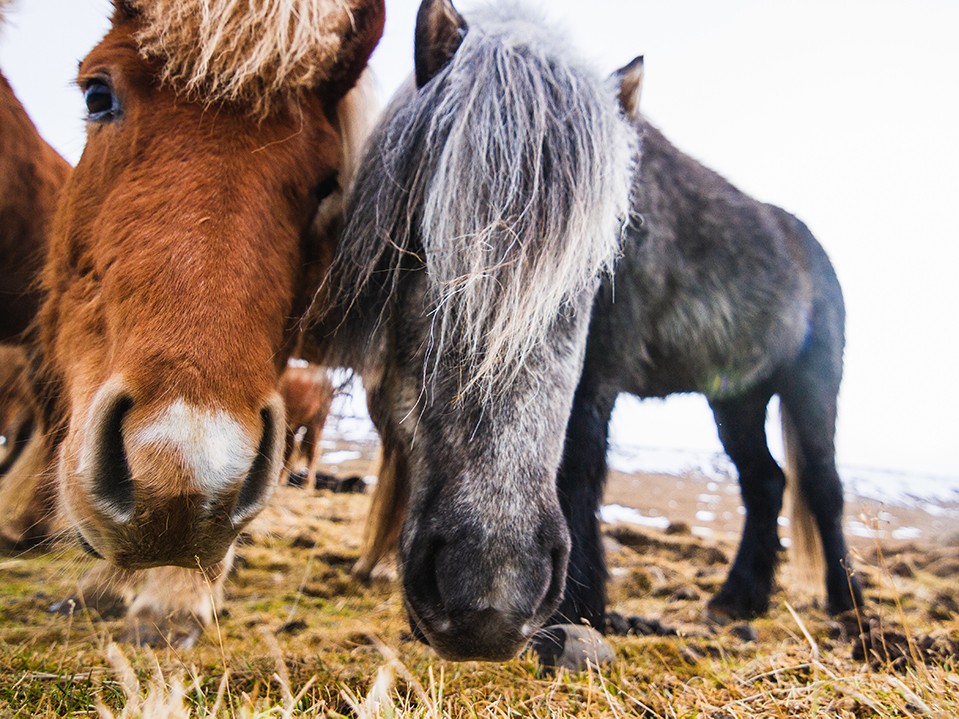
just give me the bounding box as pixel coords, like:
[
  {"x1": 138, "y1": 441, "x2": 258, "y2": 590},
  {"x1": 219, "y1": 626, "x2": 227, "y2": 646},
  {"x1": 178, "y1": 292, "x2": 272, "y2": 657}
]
[{"x1": 1, "y1": 485, "x2": 958, "y2": 717}]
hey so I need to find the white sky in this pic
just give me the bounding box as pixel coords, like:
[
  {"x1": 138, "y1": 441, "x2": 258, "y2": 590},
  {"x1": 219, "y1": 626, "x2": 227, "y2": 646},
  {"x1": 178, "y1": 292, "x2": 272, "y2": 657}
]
[{"x1": 2, "y1": 1, "x2": 957, "y2": 478}]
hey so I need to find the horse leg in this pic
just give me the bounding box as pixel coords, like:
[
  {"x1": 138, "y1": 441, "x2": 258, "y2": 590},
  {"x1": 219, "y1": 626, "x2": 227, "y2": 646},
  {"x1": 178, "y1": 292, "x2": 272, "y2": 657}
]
[
  {"x1": 548, "y1": 382, "x2": 617, "y2": 630},
  {"x1": 1, "y1": 463, "x2": 57, "y2": 549},
  {"x1": 279, "y1": 421, "x2": 298, "y2": 485},
  {"x1": 303, "y1": 420, "x2": 320, "y2": 485},
  {"x1": 779, "y1": 376, "x2": 863, "y2": 615},
  {"x1": 51, "y1": 562, "x2": 135, "y2": 619},
  {"x1": 707, "y1": 386, "x2": 784, "y2": 621},
  {"x1": 120, "y1": 544, "x2": 235, "y2": 649}
]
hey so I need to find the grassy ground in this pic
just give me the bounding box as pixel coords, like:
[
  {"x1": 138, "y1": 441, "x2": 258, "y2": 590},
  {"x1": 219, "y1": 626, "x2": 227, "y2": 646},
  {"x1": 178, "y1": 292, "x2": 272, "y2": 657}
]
[{"x1": 1, "y1": 484, "x2": 958, "y2": 717}]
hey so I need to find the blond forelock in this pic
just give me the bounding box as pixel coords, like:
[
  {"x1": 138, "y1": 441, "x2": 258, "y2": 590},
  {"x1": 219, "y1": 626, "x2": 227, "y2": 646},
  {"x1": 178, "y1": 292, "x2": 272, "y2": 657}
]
[{"x1": 127, "y1": 0, "x2": 362, "y2": 114}]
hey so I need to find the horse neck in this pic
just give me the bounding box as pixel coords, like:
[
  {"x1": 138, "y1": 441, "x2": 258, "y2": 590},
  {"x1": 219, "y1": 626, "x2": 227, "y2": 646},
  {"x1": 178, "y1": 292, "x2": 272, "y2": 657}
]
[
  {"x1": 629, "y1": 118, "x2": 753, "y2": 271},
  {"x1": 638, "y1": 118, "x2": 751, "y2": 219}
]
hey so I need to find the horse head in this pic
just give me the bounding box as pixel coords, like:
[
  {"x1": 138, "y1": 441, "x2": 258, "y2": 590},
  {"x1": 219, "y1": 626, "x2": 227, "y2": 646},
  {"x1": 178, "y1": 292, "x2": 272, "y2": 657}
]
[
  {"x1": 321, "y1": 0, "x2": 636, "y2": 660},
  {"x1": 41, "y1": 0, "x2": 383, "y2": 570}
]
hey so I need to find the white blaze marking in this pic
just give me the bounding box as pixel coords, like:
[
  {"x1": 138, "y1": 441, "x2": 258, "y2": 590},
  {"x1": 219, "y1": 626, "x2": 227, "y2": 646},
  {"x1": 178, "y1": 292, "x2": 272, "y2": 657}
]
[{"x1": 131, "y1": 400, "x2": 256, "y2": 494}]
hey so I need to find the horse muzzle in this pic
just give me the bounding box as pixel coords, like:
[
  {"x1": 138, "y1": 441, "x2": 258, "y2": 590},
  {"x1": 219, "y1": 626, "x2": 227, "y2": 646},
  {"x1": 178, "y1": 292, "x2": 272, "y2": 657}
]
[
  {"x1": 401, "y1": 511, "x2": 570, "y2": 661},
  {"x1": 63, "y1": 378, "x2": 284, "y2": 569}
]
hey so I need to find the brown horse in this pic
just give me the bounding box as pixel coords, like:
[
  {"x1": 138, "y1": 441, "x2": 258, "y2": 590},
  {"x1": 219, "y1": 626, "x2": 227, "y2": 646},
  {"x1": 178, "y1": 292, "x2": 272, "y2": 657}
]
[
  {"x1": 0, "y1": 61, "x2": 69, "y2": 546},
  {"x1": 0, "y1": 70, "x2": 70, "y2": 344},
  {"x1": 0, "y1": 344, "x2": 52, "y2": 550},
  {"x1": 279, "y1": 361, "x2": 335, "y2": 485},
  {"x1": 15, "y1": 0, "x2": 383, "y2": 647}
]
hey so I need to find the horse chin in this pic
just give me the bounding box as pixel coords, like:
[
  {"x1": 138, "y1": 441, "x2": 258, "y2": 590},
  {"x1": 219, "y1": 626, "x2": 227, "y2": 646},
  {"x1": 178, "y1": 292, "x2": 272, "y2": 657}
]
[
  {"x1": 64, "y1": 497, "x2": 257, "y2": 574},
  {"x1": 74, "y1": 515, "x2": 237, "y2": 572},
  {"x1": 405, "y1": 600, "x2": 536, "y2": 662},
  {"x1": 110, "y1": 554, "x2": 223, "y2": 572}
]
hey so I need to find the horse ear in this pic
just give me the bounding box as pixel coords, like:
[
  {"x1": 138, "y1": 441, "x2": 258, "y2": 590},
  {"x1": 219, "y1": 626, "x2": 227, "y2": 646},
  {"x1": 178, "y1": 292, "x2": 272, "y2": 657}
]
[
  {"x1": 322, "y1": 0, "x2": 386, "y2": 101},
  {"x1": 112, "y1": 0, "x2": 139, "y2": 22},
  {"x1": 613, "y1": 55, "x2": 644, "y2": 121},
  {"x1": 415, "y1": 0, "x2": 468, "y2": 88}
]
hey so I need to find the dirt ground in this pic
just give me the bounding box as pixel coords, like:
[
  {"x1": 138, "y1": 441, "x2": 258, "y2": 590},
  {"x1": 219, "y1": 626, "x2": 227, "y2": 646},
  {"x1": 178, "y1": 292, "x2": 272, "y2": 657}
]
[
  {"x1": 1, "y1": 424, "x2": 958, "y2": 716},
  {"x1": 315, "y1": 423, "x2": 959, "y2": 553},
  {"x1": 603, "y1": 468, "x2": 959, "y2": 550}
]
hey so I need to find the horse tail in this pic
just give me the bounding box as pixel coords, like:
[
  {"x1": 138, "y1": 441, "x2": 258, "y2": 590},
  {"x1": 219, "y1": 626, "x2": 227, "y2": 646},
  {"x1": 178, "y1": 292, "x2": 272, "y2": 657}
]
[
  {"x1": 352, "y1": 435, "x2": 407, "y2": 580},
  {"x1": 781, "y1": 405, "x2": 824, "y2": 584}
]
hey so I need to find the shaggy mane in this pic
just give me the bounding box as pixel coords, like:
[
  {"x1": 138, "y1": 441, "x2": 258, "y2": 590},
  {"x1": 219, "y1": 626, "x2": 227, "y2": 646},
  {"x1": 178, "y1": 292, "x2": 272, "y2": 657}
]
[
  {"x1": 127, "y1": 0, "x2": 365, "y2": 114},
  {"x1": 319, "y1": 2, "x2": 637, "y2": 400}
]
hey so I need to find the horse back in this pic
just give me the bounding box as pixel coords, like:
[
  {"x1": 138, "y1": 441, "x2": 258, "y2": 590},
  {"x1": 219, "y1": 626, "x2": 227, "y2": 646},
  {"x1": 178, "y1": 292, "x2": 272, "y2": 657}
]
[{"x1": 587, "y1": 120, "x2": 840, "y2": 400}]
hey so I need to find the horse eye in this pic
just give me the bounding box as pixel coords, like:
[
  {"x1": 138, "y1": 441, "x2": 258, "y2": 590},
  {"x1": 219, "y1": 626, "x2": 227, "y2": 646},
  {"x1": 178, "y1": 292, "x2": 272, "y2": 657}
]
[{"x1": 84, "y1": 81, "x2": 120, "y2": 122}]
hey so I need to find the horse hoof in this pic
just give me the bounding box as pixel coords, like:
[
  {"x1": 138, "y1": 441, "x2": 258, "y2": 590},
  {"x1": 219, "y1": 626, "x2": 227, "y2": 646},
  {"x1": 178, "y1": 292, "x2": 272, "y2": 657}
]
[
  {"x1": 349, "y1": 561, "x2": 371, "y2": 582},
  {"x1": 314, "y1": 472, "x2": 339, "y2": 491},
  {"x1": 49, "y1": 591, "x2": 126, "y2": 619},
  {"x1": 827, "y1": 582, "x2": 864, "y2": 616},
  {"x1": 704, "y1": 604, "x2": 735, "y2": 626},
  {"x1": 337, "y1": 475, "x2": 367, "y2": 493},
  {"x1": 604, "y1": 610, "x2": 677, "y2": 637},
  {"x1": 706, "y1": 589, "x2": 767, "y2": 625},
  {"x1": 351, "y1": 558, "x2": 398, "y2": 584},
  {"x1": 530, "y1": 624, "x2": 615, "y2": 671},
  {"x1": 0, "y1": 526, "x2": 48, "y2": 554},
  {"x1": 728, "y1": 622, "x2": 758, "y2": 642}
]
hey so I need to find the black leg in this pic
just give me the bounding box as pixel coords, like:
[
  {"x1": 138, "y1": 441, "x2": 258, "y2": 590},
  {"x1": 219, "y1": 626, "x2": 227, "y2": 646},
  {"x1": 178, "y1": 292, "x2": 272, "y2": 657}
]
[
  {"x1": 548, "y1": 380, "x2": 617, "y2": 630},
  {"x1": 707, "y1": 386, "x2": 784, "y2": 620},
  {"x1": 779, "y1": 375, "x2": 863, "y2": 615}
]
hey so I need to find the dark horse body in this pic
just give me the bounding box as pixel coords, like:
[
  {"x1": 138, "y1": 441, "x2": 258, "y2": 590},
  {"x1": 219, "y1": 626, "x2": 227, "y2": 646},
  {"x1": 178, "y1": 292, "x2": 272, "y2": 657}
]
[
  {"x1": 556, "y1": 95, "x2": 862, "y2": 628},
  {"x1": 354, "y1": 61, "x2": 863, "y2": 648}
]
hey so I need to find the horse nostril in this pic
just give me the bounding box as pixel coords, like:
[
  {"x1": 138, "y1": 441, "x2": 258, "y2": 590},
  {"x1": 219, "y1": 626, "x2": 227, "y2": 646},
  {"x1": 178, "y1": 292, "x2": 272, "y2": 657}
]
[
  {"x1": 544, "y1": 541, "x2": 569, "y2": 611},
  {"x1": 91, "y1": 394, "x2": 135, "y2": 518},
  {"x1": 233, "y1": 404, "x2": 282, "y2": 521},
  {"x1": 403, "y1": 535, "x2": 445, "y2": 619}
]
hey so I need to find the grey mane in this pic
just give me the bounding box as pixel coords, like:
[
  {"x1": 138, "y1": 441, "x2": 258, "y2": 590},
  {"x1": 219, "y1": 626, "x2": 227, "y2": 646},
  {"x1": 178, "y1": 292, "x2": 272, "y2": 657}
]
[{"x1": 315, "y1": 2, "x2": 636, "y2": 400}]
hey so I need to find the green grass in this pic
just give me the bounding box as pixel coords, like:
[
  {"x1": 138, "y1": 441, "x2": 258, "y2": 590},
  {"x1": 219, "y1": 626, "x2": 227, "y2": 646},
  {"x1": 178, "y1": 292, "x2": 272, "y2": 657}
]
[{"x1": 1, "y1": 487, "x2": 958, "y2": 717}]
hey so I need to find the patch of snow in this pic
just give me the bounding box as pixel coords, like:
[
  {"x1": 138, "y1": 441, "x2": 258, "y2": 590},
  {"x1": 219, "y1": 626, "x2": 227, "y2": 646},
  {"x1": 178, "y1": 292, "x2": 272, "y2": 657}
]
[{"x1": 600, "y1": 504, "x2": 670, "y2": 530}]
